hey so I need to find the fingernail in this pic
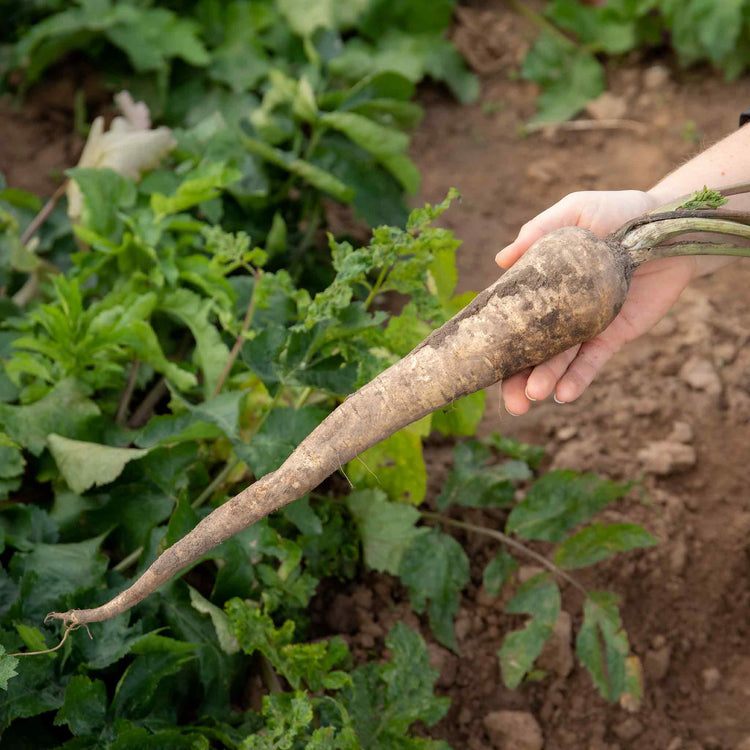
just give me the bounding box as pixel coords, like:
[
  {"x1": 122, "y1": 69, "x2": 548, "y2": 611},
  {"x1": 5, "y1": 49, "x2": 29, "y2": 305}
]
[
  {"x1": 553, "y1": 394, "x2": 566, "y2": 405},
  {"x1": 505, "y1": 404, "x2": 521, "y2": 417},
  {"x1": 524, "y1": 386, "x2": 537, "y2": 402}
]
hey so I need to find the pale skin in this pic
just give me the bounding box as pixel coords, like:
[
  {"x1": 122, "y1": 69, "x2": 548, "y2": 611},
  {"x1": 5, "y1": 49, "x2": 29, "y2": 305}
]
[{"x1": 497, "y1": 124, "x2": 750, "y2": 416}]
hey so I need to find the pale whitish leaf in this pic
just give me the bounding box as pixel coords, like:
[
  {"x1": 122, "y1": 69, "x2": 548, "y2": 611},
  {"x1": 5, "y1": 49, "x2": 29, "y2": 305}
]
[
  {"x1": 498, "y1": 574, "x2": 560, "y2": 689},
  {"x1": 346, "y1": 489, "x2": 422, "y2": 575},
  {"x1": 47, "y1": 434, "x2": 151, "y2": 494},
  {"x1": 188, "y1": 586, "x2": 239, "y2": 655},
  {"x1": 67, "y1": 93, "x2": 175, "y2": 221}
]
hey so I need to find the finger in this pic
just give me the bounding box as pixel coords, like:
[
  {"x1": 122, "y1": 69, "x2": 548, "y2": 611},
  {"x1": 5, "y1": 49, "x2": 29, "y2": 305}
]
[
  {"x1": 501, "y1": 369, "x2": 532, "y2": 416},
  {"x1": 524, "y1": 345, "x2": 581, "y2": 401},
  {"x1": 495, "y1": 196, "x2": 583, "y2": 269},
  {"x1": 554, "y1": 337, "x2": 620, "y2": 403}
]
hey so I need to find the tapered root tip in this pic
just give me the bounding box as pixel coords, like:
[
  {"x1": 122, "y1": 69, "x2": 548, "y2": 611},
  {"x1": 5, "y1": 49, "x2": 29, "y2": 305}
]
[{"x1": 45, "y1": 610, "x2": 81, "y2": 626}]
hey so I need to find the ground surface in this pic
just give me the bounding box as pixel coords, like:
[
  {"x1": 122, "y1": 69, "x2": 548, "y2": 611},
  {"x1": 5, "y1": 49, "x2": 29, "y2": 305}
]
[{"x1": 1, "y1": 8, "x2": 749, "y2": 748}]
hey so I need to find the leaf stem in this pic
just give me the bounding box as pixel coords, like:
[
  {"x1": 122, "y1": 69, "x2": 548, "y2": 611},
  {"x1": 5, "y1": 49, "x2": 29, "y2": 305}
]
[
  {"x1": 213, "y1": 273, "x2": 260, "y2": 398},
  {"x1": 116, "y1": 360, "x2": 140, "y2": 427},
  {"x1": 19, "y1": 181, "x2": 67, "y2": 246},
  {"x1": 420, "y1": 510, "x2": 588, "y2": 596},
  {"x1": 616, "y1": 212, "x2": 750, "y2": 266},
  {"x1": 364, "y1": 266, "x2": 389, "y2": 309}
]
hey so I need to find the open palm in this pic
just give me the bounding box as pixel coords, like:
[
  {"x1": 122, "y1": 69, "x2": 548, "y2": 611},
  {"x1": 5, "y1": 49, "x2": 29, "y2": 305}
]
[{"x1": 495, "y1": 191, "x2": 695, "y2": 415}]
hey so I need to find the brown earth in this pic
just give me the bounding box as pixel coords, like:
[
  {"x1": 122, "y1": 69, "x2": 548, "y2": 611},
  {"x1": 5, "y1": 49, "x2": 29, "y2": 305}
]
[{"x1": 2, "y1": 9, "x2": 749, "y2": 749}]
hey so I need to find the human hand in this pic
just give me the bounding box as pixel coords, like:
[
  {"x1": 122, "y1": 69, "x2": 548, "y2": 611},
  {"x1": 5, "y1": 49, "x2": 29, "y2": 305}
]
[{"x1": 496, "y1": 190, "x2": 696, "y2": 415}]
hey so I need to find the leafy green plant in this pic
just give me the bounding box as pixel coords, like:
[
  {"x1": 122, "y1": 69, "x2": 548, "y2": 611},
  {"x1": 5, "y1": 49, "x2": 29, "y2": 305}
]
[
  {"x1": 349, "y1": 435, "x2": 657, "y2": 703},
  {"x1": 515, "y1": 0, "x2": 750, "y2": 123},
  {"x1": 0, "y1": 146, "x2": 477, "y2": 744}
]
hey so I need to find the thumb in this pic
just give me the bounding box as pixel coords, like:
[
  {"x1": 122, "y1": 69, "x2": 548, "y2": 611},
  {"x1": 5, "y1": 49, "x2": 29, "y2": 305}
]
[{"x1": 495, "y1": 196, "x2": 583, "y2": 269}]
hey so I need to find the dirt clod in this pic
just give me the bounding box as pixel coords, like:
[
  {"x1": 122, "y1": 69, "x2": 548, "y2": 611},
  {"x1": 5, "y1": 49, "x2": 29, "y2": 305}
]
[
  {"x1": 642, "y1": 64, "x2": 671, "y2": 90},
  {"x1": 612, "y1": 717, "x2": 645, "y2": 742},
  {"x1": 700, "y1": 666, "x2": 721, "y2": 692},
  {"x1": 538, "y1": 610, "x2": 574, "y2": 678},
  {"x1": 644, "y1": 644, "x2": 671, "y2": 682},
  {"x1": 678, "y1": 357, "x2": 722, "y2": 395},
  {"x1": 483, "y1": 710, "x2": 544, "y2": 750},
  {"x1": 637, "y1": 441, "x2": 696, "y2": 475}
]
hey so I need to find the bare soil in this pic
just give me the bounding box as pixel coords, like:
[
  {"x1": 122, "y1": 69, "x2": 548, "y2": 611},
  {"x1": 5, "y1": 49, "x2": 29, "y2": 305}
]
[{"x1": 2, "y1": 11, "x2": 749, "y2": 748}]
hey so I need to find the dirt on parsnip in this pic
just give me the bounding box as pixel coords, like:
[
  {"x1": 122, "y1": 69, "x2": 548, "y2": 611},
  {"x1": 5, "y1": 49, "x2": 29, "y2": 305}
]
[{"x1": 1, "y1": 9, "x2": 749, "y2": 748}]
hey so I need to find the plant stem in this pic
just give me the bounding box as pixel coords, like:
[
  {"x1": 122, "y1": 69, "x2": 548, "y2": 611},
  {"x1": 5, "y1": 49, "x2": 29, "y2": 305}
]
[
  {"x1": 191, "y1": 459, "x2": 241, "y2": 511},
  {"x1": 127, "y1": 377, "x2": 167, "y2": 429},
  {"x1": 363, "y1": 266, "x2": 388, "y2": 309},
  {"x1": 646, "y1": 242, "x2": 750, "y2": 262},
  {"x1": 116, "y1": 360, "x2": 140, "y2": 427},
  {"x1": 617, "y1": 213, "x2": 750, "y2": 266},
  {"x1": 213, "y1": 276, "x2": 259, "y2": 398},
  {"x1": 260, "y1": 654, "x2": 283, "y2": 694},
  {"x1": 20, "y1": 182, "x2": 67, "y2": 246},
  {"x1": 420, "y1": 510, "x2": 588, "y2": 596}
]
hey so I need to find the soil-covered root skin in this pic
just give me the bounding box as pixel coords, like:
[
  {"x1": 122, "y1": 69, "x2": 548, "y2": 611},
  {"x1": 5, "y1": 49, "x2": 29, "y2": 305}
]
[
  {"x1": 46, "y1": 226, "x2": 631, "y2": 627},
  {"x1": 417, "y1": 226, "x2": 632, "y2": 393}
]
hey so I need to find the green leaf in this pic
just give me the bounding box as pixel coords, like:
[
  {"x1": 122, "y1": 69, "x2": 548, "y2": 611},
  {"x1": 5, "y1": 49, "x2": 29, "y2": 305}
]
[
  {"x1": 399, "y1": 528, "x2": 469, "y2": 651},
  {"x1": 0, "y1": 432, "x2": 25, "y2": 482},
  {"x1": 236, "y1": 406, "x2": 327, "y2": 478},
  {"x1": 151, "y1": 162, "x2": 242, "y2": 218},
  {"x1": 431, "y1": 391, "x2": 486, "y2": 437},
  {"x1": 112, "y1": 634, "x2": 197, "y2": 720},
  {"x1": 137, "y1": 390, "x2": 245, "y2": 448},
  {"x1": 506, "y1": 470, "x2": 631, "y2": 542},
  {"x1": 226, "y1": 598, "x2": 350, "y2": 693},
  {"x1": 10, "y1": 535, "x2": 108, "y2": 621},
  {"x1": 435, "y1": 440, "x2": 526, "y2": 511},
  {"x1": 348, "y1": 429, "x2": 427, "y2": 505},
  {"x1": 343, "y1": 622, "x2": 449, "y2": 745},
  {"x1": 576, "y1": 591, "x2": 631, "y2": 701},
  {"x1": 676, "y1": 185, "x2": 730, "y2": 211},
  {"x1": 54, "y1": 675, "x2": 107, "y2": 736},
  {"x1": 0, "y1": 645, "x2": 18, "y2": 691},
  {"x1": 346, "y1": 489, "x2": 423, "y2": 575},
  {"x1": 242, "y1": 136, "x2": 355, "y2": 202},
  {"x1": 0, "y1": 378, "x2": 99, "y2": 456},
  {"x1": 47, "y1": 434, "x2": 151, "y2": 494},
  {"x1": 498, "y1": 574, "x2": 560, "y2": 689},
  {"x1": 188, "y1": 586, "x2": 239, "y2": 655},
  {"x1": 482, "y1": 549, "x2": 519, "y2": 596},
  {"x1": 159, "y1": 288, "x2": 231, "y2": 399},
  {"x1": 554, "y1": 523, "x2": 659, "y2": 570},
  {"x1": 66, "y1": 167, "x2": 137, "y2": 236},
  {"x1": 484, "y1": 432, "x2": 545, "y2": 470},
  {"x1": 522, "y1": 33, "x2": 605, "y2": 124},
  {"x1": 320, "y1": 111, "x2": 419, "y2": 192},
  {"x1": 243, "y1": 692, "x2": 314, "y2": 749}
]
